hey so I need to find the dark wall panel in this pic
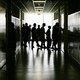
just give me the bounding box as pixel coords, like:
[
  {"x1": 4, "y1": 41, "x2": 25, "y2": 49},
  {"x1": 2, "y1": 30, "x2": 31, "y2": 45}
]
[
  {"x1": 11, "y1": 4, "x2": 19, "y2": 18},
  {"x1": 68, "y1": 0, "x2": 80, "y2": 14}
]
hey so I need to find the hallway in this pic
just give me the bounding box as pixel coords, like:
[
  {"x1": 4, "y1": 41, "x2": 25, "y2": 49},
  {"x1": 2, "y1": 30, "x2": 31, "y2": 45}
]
[
  {"x1": 0, "y1": 0, "x2": 80, "y2": 80},
  {"x1": 0, "y1": 42, "x2": 80, "y2": 80}
]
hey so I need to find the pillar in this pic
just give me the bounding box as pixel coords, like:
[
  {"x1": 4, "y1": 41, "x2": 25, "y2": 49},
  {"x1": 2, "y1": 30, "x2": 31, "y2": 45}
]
[
  {"x1": 6, "y1": 0, "x2": 11, "y2": 65},
  {"x1": 64, "y1": 1, "x2": 68, "y2": 54},
  {"x1": 58, "y1": 7, "x2": 61, "y2": 27},
  {"x1": 6, "y1": 0, "x2": 15, "y2": 79},
  {"x1": 19, "y1": 10, "x2": 23, "y2": 50},
  {"x1": 58, "y1": 7, "x2": 61, "y2": 53}
]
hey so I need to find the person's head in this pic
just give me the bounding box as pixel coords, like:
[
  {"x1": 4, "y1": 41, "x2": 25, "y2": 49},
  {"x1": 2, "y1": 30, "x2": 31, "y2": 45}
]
[
  {"x1": 25, "y1": 23, "x2": 28, "y2": 26},
  {"x1": 29, "y1": 25, "x2": 31, "y2": 27},
  {"x1": 33, "y1": 23, "x2": 36, "y2": 27},
  {"x1": 56, "y1": 22, "x2": 59, "y2": 26},
  {"x1": 38, "y1": 25, "x2": 40, "y2": 28},
  {"x1": 48, "y1": 26, "x2": 51, "y2": 29},
  {"x1": 42, "y1": 23, "x2": 46, "y2": 27},
  {"x1": 23, "y1": 24, "x2": 25, "y2": 27}
]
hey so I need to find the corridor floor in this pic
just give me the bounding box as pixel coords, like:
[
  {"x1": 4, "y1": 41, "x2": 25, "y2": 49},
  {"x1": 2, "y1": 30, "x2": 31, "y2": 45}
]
[{"x1": 0, "y1": 42, "x2": 80, "y2": 80}]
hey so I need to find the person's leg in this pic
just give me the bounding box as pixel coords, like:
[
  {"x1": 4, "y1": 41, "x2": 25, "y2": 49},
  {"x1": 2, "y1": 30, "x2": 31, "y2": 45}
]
[
  {"x1": 24, "y1": 41, "x2": 27, "y2": 47},
  {"x1": 32, "y1": 39, "x2": 34, "y2": 48},
  {"x1": 48, "y1": 39, "x2": 51, "y2": 48},
  {"x1": 36, "y1": 37, "x2": 40, "y2": 47}
]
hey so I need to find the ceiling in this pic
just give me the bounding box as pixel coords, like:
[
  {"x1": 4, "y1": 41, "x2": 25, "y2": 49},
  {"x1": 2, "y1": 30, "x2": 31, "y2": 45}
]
[
  {"x1": 1, "y1": 0, "x2": 80, "y2": 15},
  {"x1": 11, "y1": 0, "x2": 64, "y2": 13}
]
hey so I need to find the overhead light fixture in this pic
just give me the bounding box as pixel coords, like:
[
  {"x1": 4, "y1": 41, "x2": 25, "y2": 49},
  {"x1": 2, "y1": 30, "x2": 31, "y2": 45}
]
[
  {"x1": 32, "y1": 0, "x2": 47, "y2": 13},
  {"x1": 33, "y1": 0, "x2": 46, "y2": 3},
  {"x1": 38, "y1": 4, "x2": 40, "y2": 6}
]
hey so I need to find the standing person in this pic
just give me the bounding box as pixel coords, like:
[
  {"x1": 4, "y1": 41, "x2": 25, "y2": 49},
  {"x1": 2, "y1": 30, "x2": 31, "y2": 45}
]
[
  {"x1": 8, "y1": 22, "x2": 16, "y2": 54},
  {"x1": 28, "y1": 24, "x2": 32, "y2": 46},
  {"x1": 32, "y1": 23, "x2": 39, "y2": 48},
  {"x1": 40, "y1": 23, "x2": 46, "y2": 48},
  {"x1": 52, "y1": 22, "x2": 62, "y2": 50},
  {"x1": 6, "y1": 22, "x2": 16, "y2": 74},
  {"x1": 46, "y1": 26, "x2": 51, "y2": 48},
  {"x1": 36, "y1": 25, "x2": 41, "y2": 46},
  {"x1": 31, "y1": 23, "x2": 37, "y2": 48},
  {"x1": 22, "y1": 24, "x2": 25, "y2": 45},
  {"x1": 22, "y1": 23, "x2": 29, "y2": 47},
  {"x1": 28, "y1": 24, "x2": 32, "y2": 41}
]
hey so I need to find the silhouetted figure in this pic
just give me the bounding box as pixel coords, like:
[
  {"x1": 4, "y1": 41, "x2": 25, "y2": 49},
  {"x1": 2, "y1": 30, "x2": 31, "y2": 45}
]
[
  {"x1": 22, "y1": 23, "x2": 29, "y2": 47},
  {"x1": 28, "y1": 24, "x2": 32, "y2": 41},
  {"x1": 22, "y1": 24, "x2": 25, "y2": 45},
  {"x1": 32, "y1": 23, "x2": 37, "y2": 48},
  {"x1": 7, "y1": 22, "x2": 16, "y2": 62},
  {"x1": 36, "y1": 25, "x2": 41, "y2": 46},
  {"x1": 32, "y1": 23, "x2": 39, "y2": 48},
  {"x1": 28, "y1": 24, "x2": 32, "y2": 46},
  {"x1": 8, "y1": 22, "x2": 16, "y2": 53},
  {"x1": 46, "y1": 26, "x2": 51, "y2": 48},
  {"x1": 16, "y1": 26, "x2": 20, "y2": 42},
  {"x1": 40, "y1": 23, "x2": 46, "y2": 48},
  {"x1": 6, "y1": 22, "x2": 16, "y2": 80},
  {"x1": 52, "y1": 22, "x2": 62, "y2": 51}
]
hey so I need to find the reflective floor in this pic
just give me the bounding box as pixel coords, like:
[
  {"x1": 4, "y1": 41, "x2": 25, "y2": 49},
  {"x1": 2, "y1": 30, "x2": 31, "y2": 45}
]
[{"x1": 0, "y1": 42, "x2": 80, "y2": 80}]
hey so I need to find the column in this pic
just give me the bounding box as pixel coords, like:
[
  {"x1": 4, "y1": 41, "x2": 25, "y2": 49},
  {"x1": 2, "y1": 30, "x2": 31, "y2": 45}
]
[
  {"x1": 58, "y1": 8, "x2": 61, "y2": 27},
  {"x1": 58, "y1": 7, "x2": 61, "y2": 53},
  {"x1": 6, "y1": 0, "x2": 11, "y2": 64},
  {"x1": 6, "y1": 0, "x2": 15, "y2": 79},
  {"x1": 64, "y1": 1, "x2": 68, "y2": 54},
  {"x1": 19, "y1": 10, "x2": 23, "y2": 50}
]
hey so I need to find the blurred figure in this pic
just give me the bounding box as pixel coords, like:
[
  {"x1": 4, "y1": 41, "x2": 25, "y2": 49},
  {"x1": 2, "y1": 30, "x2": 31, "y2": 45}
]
[
  {"x1": 22, "y1": 24, "x2": 25, "y2": 45},
  {"x1": 7, "y1": 22, "x2": 16, "y2": 61},
  {"x1": 28, "y1": 24, "x2": 32, "y2": 46},
  {"x1": 40, "y1": 23, "x2": 46, "y2": 48},
  {"x1": 22, "y1": 23, "x2": 29, "y2": 47},
  {"x1": 36, "y1": 25, "x2": 41, "y2": 46},
  {"x1": 6, "y1": 22, "x2": 16, "y2": 80},
  {"x1": 16, "y1": 26, "x2": 20, "y2": 42},
  {"x1": 46, "y1": 26, "x2": 51, "y2": 48},
  {"x1": 32, "y1": 23, "x2": 38, "y2": 48},
  {"x1": 28, "y1": 24, "x2": 32, "y2": 41},
  {"x1": 8, "y1": 22, "x2": 16, "y2": 53},
  {"x1": 52, "y1": 22, "x2": 63, "y2": 50}
]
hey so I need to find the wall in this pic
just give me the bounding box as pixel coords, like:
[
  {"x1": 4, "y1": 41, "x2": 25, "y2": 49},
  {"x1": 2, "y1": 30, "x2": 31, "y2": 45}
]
[
  {"x1": 0, "y1": 8, "x2": 6, "y2": 52},
  {"x1": 68, "y1": 11, "x2": 80, "y2": 64}
]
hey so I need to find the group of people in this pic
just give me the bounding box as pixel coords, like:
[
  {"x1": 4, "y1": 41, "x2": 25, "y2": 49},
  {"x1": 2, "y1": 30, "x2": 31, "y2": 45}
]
[
  {"x1": 6, "y1": 22, "x2": 63, "y2": 72},
  {"x1": 22, "y1": 22, "x2": 63, "y2": 49}
]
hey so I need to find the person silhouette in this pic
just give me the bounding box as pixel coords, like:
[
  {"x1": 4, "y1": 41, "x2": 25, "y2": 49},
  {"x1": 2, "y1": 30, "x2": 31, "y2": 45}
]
[
  {"x1": 46, "y1": 26, "x2": 51, "y2": 48},
  {"x1": 36, "y1": 25, "x2": 41, "y2": 46},
  {"x1": 40, "y1": 23, "x2": 46, "y2": 48},
  {"x1": 8, "y1": 22, "x2": 16, "y2": 54},
  {"x1": 22, "y1": 23, "x2": 29, "y2": 47},
  {"x1": 28, "y1": 24, "x2": 32, "y2": 43},
  {"x1": 52, "y1": 22, "x2": 63, "y2": 50},
  {"x1": 22, "y1": 24, "x2": 25, "y2": 45},
  {"x1": 6, "y1": 22, "x2": 16, "y2": 77},
  {"x1": 32, "y1": 23, "x2": 37, "y2": 48}
]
